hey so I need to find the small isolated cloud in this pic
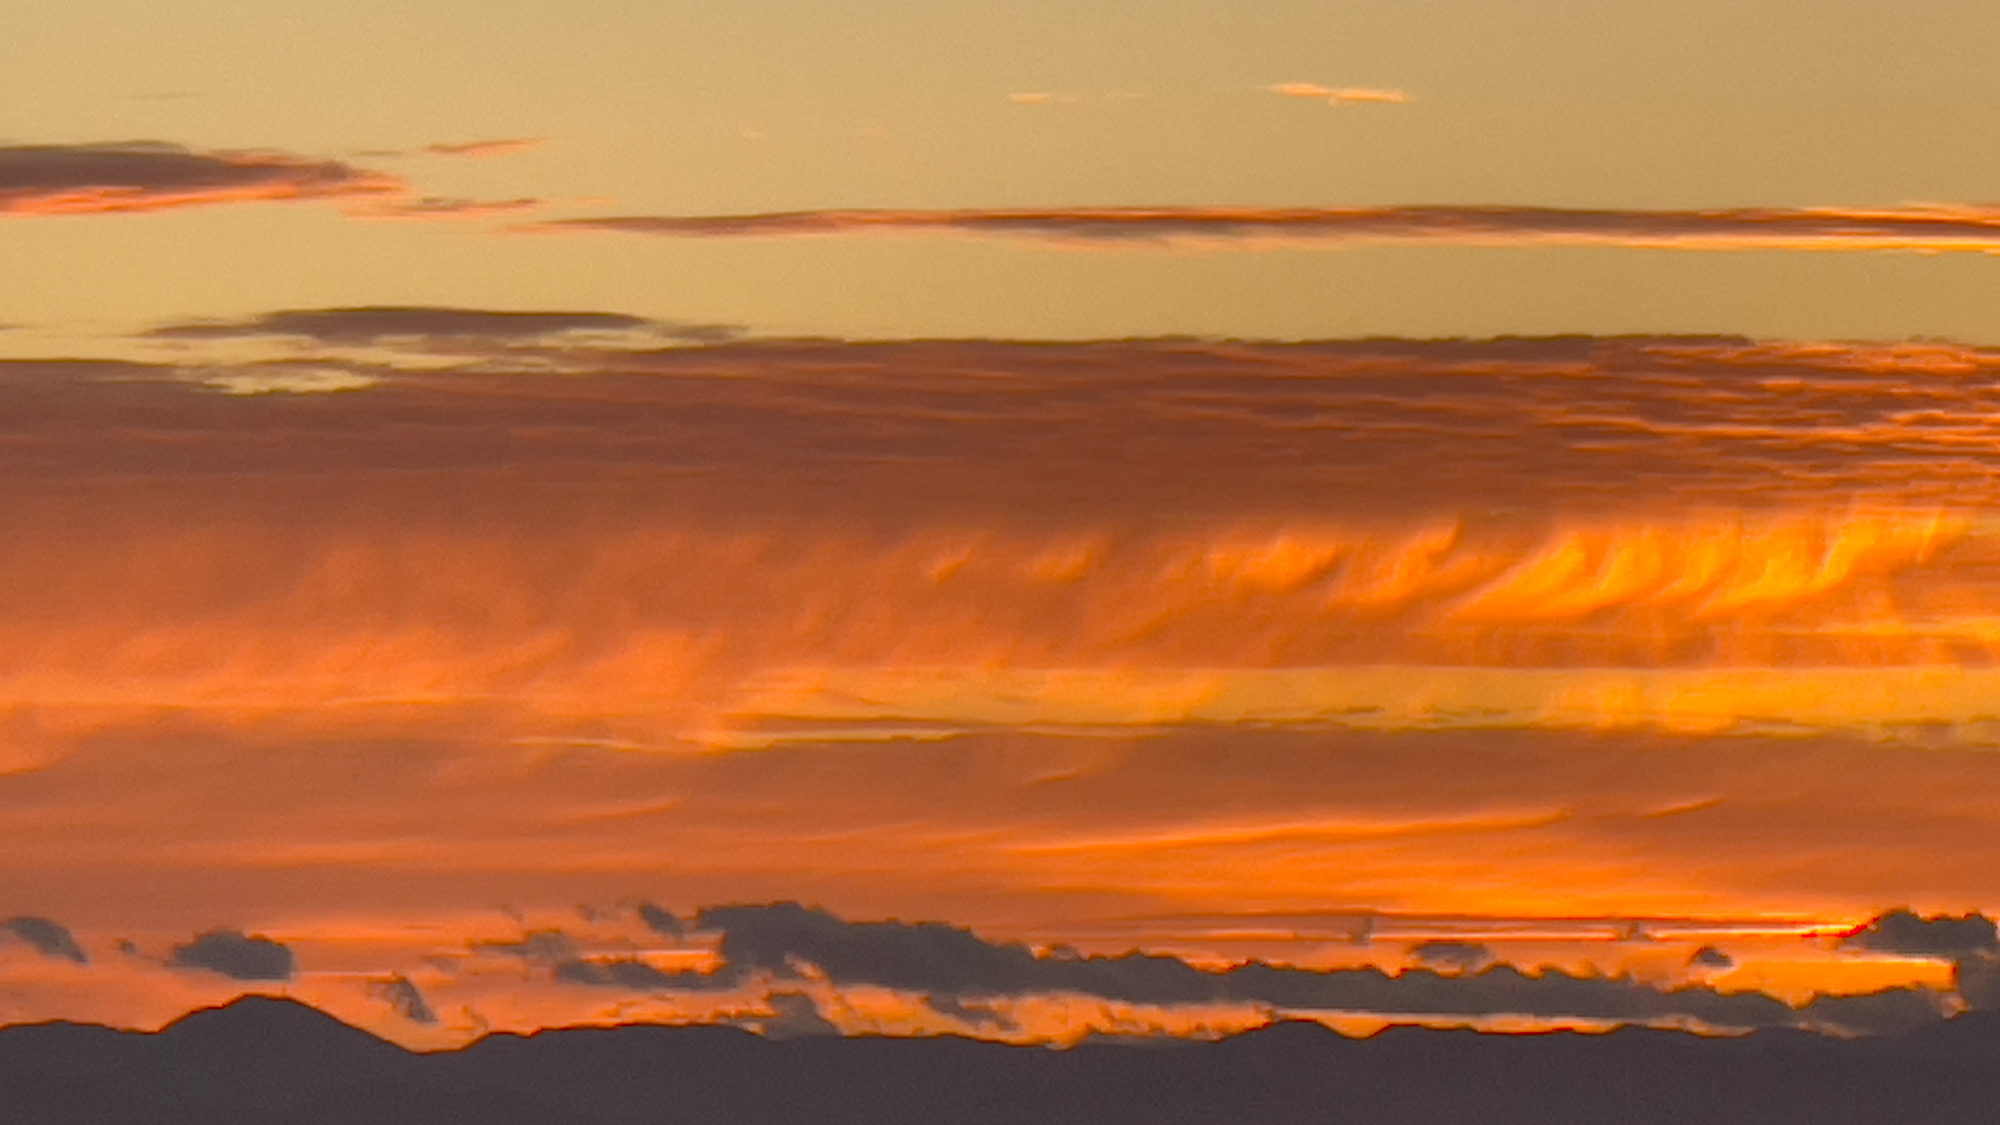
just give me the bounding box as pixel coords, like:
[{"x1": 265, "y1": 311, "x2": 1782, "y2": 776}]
[
  {"x1": 526, "y1": 202, "x2": 2000, "y2": 253},
  {"x1": 1690, "y1": 945, "x2": 1735, "y2": 969},
  {"x1": 1271, "y1": 82, "x2": 1411, "y2": 105},
  {"x1": 1407, "y1": 941, "x2": 1492, "y2": 973},
  {"x1": 421, "y1": 138, "x2": 545, "y2": 159},
  {"x1": 371, "y1": 974, "x2": 438, "y2": 1024},
  {"x1": 3, "y1": 917, "x2": 87, "y2": 963},
  {"x1": 924, "y1": 993, "x2": 1020, "y2": 1031},
  {"x1": 635, "y1": 902, "x2": 686, "y2": 940},
  {"x1": 156, "y1": 305, "x2": 649, "y2": 342},
  {"x1": 1007, "y1": 92, "x2": 1077, "y2": 104},
  {"x1": 0, "y1": 142, "x2": 401, "y2": 216},
  {"x1": 151, "y1": 305, "x2": 729, "y2": 345},
  {"x1": 758, "y1": 991, "x2": 840, "y2": 1038},
  {"x1": 1840, "y1": 909, "x2": 2000, "y2": 958},
  {"x1": 166, "y1": 929, "x2": 295, "y2": 981},
  {"x1": 475, "y1": 929, "x2": 579, "y2": 966},
  {"x1": 554, "y1": 957, "x2": 744, "y2": 992},
  {"x1": 360, "y1": 196, "x2": 543, "y2": 220}
]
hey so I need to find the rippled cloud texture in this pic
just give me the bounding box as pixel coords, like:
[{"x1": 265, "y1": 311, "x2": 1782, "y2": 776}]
[{"x1": 3, "y1": 325, "x2": 1999, "y2": 1042}]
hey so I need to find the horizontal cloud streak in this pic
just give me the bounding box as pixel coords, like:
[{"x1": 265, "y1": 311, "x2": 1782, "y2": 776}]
[
  {"x1": 1271, "y1": 83, "x2": 1412, "y2": 105},
  {"x1": 0, "y1": 142, "x2": 401, "y2": 216},
  {"x1": 421, "y1": 138, "x2": 545, "y2": 159},
  {"x1": 529, "y1": 203, "x2": 2000, "y2": 252},
  {"x1": 685, "y1": 903, "x2": 1928, "y2": 1033},
  {"x1": 151, "y1": 306, "x2": 660, "y2": 342}
]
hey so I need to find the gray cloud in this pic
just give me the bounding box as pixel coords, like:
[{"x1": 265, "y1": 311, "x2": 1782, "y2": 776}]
[
  {"x1": 148, "y1": 305, "x2": 735, "y2": 344},
  {"x1": 698, "y1": 902, "x2": 1218, "y2": 1005},
  {"x1": 166, "y1": 929, "x2": 295, "y2": 981},
  {"x1": 691, "y1": 903, "x2": 1823, "y2": 1031},
  {"x1": 1795, "y1": 986, "x2": 1952, "y2": 1037},
  {"x1": 475, "y1": 929, "x2": 578, "y2": 966},
  {"x1": 526, "y1": 203, "x2": 2000, "y2": 253},
  {"x1": 14, "y1": 334, "x2": 2000, "y2": 524},
  {"x1": 1952, "y1": 957, "x2": 2000, "y2": 1010},
  {"x1": 371, "y1": 974, "x2": 438, "y2": 1024},
  {"x1": 1840, "y1": 910, "x2": 1999, "y2": 958},
  {"x1": 757, "y1": 991, "x2": 840, "y2": 1039},
  {"x1": 1690, "y1": 946, "x2": 1734, "y2": 969},
  {"x1": 554, "y1": 957, "x2": 745, "y2": 992},
  {"x1": 1408, "y1": 941, "x2": 1492, "y2": 973},
  {"x1": 0, "y1": 142, "x2": 399, "y2": 215},
  {"x1": 635, "y1": 902, "x2": 686, "y2": 940},
  {"x1": 923, "y1": 992, "x2": 1020, "y2": 1030},
  {"x1": 2, "y1": 917, "x2": 87, "y2": 963}
]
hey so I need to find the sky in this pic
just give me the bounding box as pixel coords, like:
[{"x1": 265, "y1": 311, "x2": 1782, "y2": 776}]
[{"x1": 4, "y1": 0, "x2": 2000, "y2": 1050}]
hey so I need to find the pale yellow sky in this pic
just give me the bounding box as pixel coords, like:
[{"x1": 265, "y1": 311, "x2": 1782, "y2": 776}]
[{"x1": 4, "y1": 0, "x2": 1999, "y2": 342}]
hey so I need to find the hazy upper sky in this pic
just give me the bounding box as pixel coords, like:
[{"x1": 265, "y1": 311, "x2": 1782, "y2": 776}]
[
  {"x1": 5, "y1": 0, "x2": 2000, "y2": 1050},
  {"x1": 4, "y1": 0, "x2": 1999, "y2": 343}
]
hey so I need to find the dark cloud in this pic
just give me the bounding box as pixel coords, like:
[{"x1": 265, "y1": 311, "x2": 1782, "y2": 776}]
[
  {"x1": 1952, "y1": 957, "x2": 2000, "y2": 1010},
  {"x1": 1840, "y1": 910, "x2": 2000, "y2": 958},
  {"x1": 475, "y1": 929, "x2": 578, "y2": 966},
  {"x1": 166, "y1": 929, "x2": 295, "y2": 981},
  {"x1": 691, "y1": 903, "x2": 1825, "y2": 1031},
  {"x1": 149, "y1": 305, "x2": 685, "y2": 343},
  {"x1": 635, "y1": 902, "x2": 686, "y2": 940},
  {"x1": 553, "y1": 957, "x2": 744, "y2": 992},
  {"x1": 757, "y1": 991, "x2": 840, "y2": 1038},
  {"x1": 1408, "y1": 941, "x2": 1492, "y2": 973},
  {"x1": 923, "y1": 993, "x2": 1020, "y2": 1030},
  {"x1": 1690, "y1": 946, "x2": 1734, "y2": 969},
  {"x1": 2, "y1": 917, "x2": 87, "y2": 963},
  {"x1": 527, "y1": 203, "x2": 2000, "y2": 252},
  {"x1": 7, "y1": 335, "x2": 1998, "y2": 525},
  {"x1": 0, "y1": 142, "x2": 399, "y2": 215},
  {"x1": 1795, "y1": 986, "x2": 1951, "y2": 1037},
  {"x1": 698, "y1": 902, "x2": 1219, "y2": 1005},
  {"x1": 371, "y1": 974, "x2": 438, "y2": 1024}
]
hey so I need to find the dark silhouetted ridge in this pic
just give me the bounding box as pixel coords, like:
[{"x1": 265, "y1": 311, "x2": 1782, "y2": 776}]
[{"x1": 7, "y1": 999, "x2": 2000, "y2": 1123}]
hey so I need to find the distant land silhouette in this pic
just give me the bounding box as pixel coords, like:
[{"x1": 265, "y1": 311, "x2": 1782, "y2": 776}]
[{"x1": 6, "y1": 995, "x2": 2000, "y2": 1123}]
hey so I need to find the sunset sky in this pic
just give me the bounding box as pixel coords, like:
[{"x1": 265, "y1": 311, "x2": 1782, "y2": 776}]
[{"x1": 5, "y1": 0, "x2": 2000, "y2": 1048}]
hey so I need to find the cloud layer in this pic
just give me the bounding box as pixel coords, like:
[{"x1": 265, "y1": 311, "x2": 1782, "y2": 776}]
[
  {"x1": 532, "y1": 203, "x2": 2000, "y2": 252},
  {"x1": 0, "y1": 143, "x2": 400, "y2": 216}
]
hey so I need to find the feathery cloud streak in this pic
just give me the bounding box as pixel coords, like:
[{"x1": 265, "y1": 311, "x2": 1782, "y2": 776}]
[
  {"x1": 0, "y1": 142, "x2": 545, "y2": 219},
  {"x1": 0, "y1": 142, "x2": 401, "y2": 216},
  {"x1": 532, "y1": 203, "x2": 2000, "y2": 252},
  {"x1": 1271, "y1": 83, "x2": 1412, "y2": 105}
]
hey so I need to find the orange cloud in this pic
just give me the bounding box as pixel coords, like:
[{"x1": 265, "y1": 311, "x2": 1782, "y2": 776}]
[
  {"x1": 420, "y1": 137, "x2": 545, "y2": 159},
  {"x1": 5, "y1": 332, "x2": 2000, "y2": 1037},
  {"x1": 0, "y1": 142, "x2": 551, "y2": 221},
  {"x1": 0, "y1": 142, "x2": 402, "y2": 216},
  {"x1": 528, "y1": 202, "x2": 2000, "y2": 252},
  {"x1": 1271, "y1": 82, "x2": 1412, "y2": 105}
]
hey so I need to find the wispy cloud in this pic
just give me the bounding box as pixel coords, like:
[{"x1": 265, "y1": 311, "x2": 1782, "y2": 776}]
[
  {"x1": 420, "y1": 137, "x2": 545, "y2": 160},
  {"x1": 357, "y1": 195, "x2": 544, "y2": 220},
  {"x1": 0, "y1": 142, "x2": 401, "y2": 216},
  {"x1": 527, "y1": 203, "x2": 2000, "y2": 252},
  {"x1": 151, "y1": 305, "x2": 657, "y2": 343},
  {"x1": 1271, "y1": 82, "x2": 1412, "y2": 105},
  {"x1": 0, "y1": 141, "x2": 550, "y2": 221}
]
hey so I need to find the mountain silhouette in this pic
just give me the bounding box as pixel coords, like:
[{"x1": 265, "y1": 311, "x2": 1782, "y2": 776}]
[{"x1": 5, "y1": 995, "x2": 2000, "y2": 1123}]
